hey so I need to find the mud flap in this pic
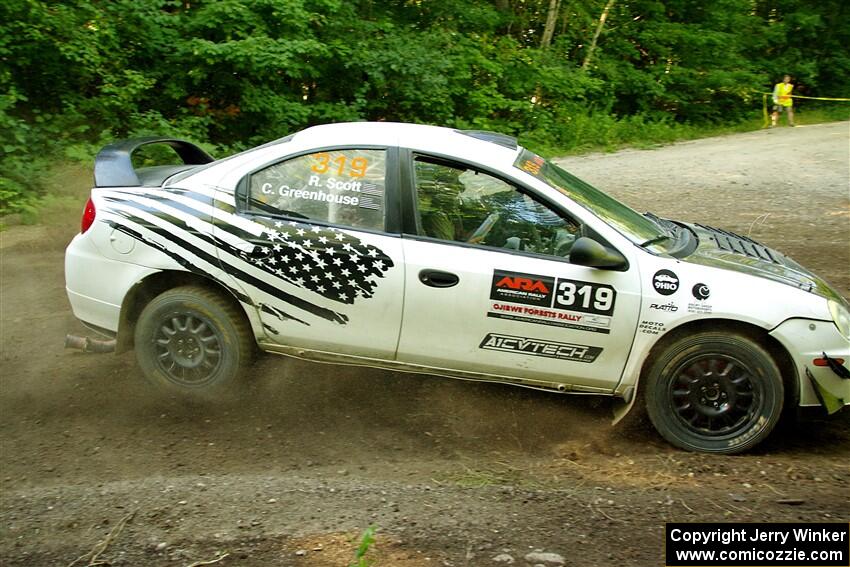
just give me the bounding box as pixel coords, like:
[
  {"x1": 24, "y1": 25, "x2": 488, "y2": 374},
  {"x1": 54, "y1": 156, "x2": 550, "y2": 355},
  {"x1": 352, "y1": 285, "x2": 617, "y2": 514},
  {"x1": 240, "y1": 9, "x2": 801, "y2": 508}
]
[
  {"x1": 806, "y1": 367, "x2": 846, "y2": 415},
  {"x1": 612, "y1": 385, "x2": 637, "y2": 425}
]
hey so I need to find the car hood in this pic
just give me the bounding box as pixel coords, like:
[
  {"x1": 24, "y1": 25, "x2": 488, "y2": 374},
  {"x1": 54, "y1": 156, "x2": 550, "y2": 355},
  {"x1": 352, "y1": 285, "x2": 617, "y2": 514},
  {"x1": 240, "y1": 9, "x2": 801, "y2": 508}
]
[{"x1": 681, "y1": 222, "x2": 844, "y2": 303}]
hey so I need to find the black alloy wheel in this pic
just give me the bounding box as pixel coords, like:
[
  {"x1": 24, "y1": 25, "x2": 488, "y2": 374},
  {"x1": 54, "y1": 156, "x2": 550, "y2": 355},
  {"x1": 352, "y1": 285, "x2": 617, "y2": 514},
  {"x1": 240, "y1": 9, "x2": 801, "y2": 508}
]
[
  {"x1": 135, "y1": 286, "x2": 253, "y2": 396},
  {"x1": 153, "y1": 312, "x2": 223, "y2": 387},
  {"x1": 645, "y1": 332, "x2": 784, "y2": 454},
  {"x1": 669, "y1": 354, "x2": 761, "y2": 438}
]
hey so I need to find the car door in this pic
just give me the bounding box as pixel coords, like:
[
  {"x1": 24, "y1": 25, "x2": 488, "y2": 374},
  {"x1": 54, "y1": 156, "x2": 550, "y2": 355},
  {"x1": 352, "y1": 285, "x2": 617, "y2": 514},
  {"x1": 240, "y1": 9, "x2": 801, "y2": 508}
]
[
  {"x1": 395, "y1": 153, "x2": 641, "y2": 392},
  {"x1": 212, "y1": 146, "x2": 405, "y2": 359}
]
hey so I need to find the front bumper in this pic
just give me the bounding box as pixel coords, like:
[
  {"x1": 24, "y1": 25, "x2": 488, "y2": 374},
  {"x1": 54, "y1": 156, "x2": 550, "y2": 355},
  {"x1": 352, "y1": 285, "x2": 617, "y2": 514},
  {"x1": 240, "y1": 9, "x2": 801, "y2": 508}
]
[{"x1": 769, "y1": 318, "x2": 850, "y2": 411}]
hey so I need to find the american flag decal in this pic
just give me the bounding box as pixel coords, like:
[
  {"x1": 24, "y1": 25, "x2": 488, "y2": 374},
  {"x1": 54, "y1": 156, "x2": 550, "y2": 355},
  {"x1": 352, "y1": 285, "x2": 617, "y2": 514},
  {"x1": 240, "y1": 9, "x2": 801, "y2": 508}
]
[
  {"x1": 237, "y1": 218, "x2": 394, "y2": 305},
  {"x1": 96, "y1": 187, "x2": 396, "y2": 330}
]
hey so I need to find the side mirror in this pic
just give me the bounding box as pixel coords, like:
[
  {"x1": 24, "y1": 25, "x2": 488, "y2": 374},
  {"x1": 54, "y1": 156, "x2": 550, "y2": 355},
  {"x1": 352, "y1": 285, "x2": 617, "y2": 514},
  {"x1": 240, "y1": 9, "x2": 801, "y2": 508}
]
[{"x1": 569, "y1": 237, "x2": 628, "y2": 270}]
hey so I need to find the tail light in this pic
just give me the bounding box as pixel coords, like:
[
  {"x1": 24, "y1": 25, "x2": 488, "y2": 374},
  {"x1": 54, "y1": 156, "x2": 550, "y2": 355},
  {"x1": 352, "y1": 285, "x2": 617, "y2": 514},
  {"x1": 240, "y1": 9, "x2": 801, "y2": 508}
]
[{"x1": 81, "y1": 197, "x2": 96, "y2": 233}]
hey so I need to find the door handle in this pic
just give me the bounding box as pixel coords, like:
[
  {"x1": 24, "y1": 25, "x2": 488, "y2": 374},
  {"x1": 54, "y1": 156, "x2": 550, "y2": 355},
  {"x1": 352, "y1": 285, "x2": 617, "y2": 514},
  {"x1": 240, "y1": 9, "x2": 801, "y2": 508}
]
[{"x1": 419, "y1": 269, "x2": 459, "y2": 288}]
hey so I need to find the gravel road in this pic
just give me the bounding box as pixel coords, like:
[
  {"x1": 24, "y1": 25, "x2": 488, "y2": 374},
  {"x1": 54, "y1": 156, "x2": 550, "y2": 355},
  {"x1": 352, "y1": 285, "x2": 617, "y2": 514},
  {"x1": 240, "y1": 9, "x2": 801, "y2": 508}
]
[
  {"x1": 1, "y1": 122, "x2": 848, "y2": 566},
  {"x1": 555, "y1": 120, "x2": 850, "y2": 298}
]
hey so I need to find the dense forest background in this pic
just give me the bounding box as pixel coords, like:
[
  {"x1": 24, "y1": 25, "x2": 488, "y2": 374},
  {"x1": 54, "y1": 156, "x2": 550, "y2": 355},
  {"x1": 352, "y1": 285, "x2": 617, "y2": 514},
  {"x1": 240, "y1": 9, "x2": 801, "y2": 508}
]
[{"x1": 1, "y1": 0, "x2": 849, "y2": 215}]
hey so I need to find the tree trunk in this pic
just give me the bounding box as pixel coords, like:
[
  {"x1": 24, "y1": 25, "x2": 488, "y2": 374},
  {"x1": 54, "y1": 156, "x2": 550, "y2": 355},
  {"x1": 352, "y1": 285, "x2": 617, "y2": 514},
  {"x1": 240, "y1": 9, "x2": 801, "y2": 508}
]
[
  {"x1": 581, "y1": 0, "x2": 616, "y2": 70},
  {"x1": 560, "y1": 2, "x2": 571, "y2": 36},
  {"x1": 540, "y1": 0, "x2": 561, "y2": 48},
  {"x1": 495, "y1": 0, "x2": 512, "y2": 35}
]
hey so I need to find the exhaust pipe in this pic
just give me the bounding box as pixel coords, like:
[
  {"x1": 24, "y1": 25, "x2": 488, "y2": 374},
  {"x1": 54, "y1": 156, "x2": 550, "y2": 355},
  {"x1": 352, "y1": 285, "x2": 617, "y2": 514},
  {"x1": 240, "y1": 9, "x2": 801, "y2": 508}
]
[{"x1": 64, "y1": 334, "x2": 116, "y2": 354}]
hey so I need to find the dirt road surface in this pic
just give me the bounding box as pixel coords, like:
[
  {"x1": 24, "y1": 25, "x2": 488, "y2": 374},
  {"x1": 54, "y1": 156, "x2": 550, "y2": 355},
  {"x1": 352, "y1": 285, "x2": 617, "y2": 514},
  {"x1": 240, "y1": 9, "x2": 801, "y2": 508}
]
[{"x1": 2, "y1": 122, "x2": 848, "y2": 566}]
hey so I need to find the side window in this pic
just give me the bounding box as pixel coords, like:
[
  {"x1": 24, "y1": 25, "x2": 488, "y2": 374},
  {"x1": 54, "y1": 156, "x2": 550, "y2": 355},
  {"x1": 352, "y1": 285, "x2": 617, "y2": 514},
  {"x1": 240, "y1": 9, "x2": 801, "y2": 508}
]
[
  {"x1": 413, "y1": 157, "x2": 581, "y2": 258},
  {"x1": 248, "y1": 149, "x2": 386, "y2": 231}
]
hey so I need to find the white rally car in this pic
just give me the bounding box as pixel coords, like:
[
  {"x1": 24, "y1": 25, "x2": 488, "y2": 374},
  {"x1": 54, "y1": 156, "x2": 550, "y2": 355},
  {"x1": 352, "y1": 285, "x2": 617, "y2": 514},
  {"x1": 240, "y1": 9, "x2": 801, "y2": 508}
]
[{"x1": 65, "y1": 122, "x2": 850, "y2": 454}]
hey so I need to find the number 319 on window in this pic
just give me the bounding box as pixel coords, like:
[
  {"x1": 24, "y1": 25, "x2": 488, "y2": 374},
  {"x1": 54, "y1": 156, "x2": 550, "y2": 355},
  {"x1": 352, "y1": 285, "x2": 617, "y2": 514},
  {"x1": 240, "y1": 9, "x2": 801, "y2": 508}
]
[{"x1": 310, "y1": 153, "x2": 369, "y2": 178}]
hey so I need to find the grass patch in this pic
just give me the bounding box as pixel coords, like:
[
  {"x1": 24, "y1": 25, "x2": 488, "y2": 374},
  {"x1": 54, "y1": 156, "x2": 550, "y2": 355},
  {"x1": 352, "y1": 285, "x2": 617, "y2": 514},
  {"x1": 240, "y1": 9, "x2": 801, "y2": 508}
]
[
  {"x1": 1, "y1": 162, "x2": 91, "y2": 228},
  {"x1": 351, "y1": 526, "x2": 377, "y2": 567},
  {"x1": 531, "y1": 107, "x2": 849, "y2": 157},
  {"x1": 435, "y1": 462, "x2": 548, "y2": 489}
]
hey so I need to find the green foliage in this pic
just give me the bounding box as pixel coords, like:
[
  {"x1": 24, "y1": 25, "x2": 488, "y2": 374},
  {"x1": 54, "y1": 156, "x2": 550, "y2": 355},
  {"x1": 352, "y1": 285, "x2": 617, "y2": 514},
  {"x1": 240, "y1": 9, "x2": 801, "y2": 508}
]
[
  {"x1": 351, "y1": 525, "x2": 377, "y2": 567},
  {"x1": 1, "y1": 0, "x2": 848, "y2": 215},
  {"x1": 0, "y1": 81, "x2": 48, "y2": 217}
]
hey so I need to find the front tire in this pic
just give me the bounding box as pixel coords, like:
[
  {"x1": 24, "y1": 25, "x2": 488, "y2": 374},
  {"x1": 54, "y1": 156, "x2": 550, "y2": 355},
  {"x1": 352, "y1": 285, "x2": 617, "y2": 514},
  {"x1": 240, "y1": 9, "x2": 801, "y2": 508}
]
[
  {"x1": 645, "y1": 332, "x2": 784, "y2": 454},
  {"x1": 134, "y1": 286, "x2": 254, "y2": 397}
]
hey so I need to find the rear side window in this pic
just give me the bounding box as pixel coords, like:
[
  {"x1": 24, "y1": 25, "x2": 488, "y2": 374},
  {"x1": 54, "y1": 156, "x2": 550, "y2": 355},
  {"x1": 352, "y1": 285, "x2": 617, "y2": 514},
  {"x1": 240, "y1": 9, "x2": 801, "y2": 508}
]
[{"x1": 247, "y1": 149, "x2": 386, "y2": 231}]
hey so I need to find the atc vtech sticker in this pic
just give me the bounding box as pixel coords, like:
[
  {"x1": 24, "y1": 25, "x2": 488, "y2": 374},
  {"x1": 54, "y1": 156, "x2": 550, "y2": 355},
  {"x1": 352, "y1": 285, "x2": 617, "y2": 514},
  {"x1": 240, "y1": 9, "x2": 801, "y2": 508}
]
[
  {"x1": 488, "y1": 269, "x2": 616, "y2": 334},
  {"x1": 480, "y1": 333, "x2": 602, "y2": 363}
]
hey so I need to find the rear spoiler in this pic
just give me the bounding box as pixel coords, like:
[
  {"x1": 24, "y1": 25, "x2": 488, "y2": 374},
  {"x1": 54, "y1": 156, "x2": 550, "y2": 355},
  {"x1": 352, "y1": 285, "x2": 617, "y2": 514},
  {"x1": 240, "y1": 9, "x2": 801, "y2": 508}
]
[{"x1": 93, "y1": 137, "x2": 215, "y2": 187}]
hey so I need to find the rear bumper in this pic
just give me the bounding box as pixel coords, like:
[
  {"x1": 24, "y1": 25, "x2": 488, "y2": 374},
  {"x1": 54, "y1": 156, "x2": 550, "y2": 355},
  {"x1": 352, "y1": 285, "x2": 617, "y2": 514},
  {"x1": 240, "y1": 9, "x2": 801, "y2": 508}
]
[
  {"x1": 769, "y1": 318, "x2": 850, "y2": 410},
  {"x1": 65, "y1": 232, "x2": 159, "y2": 333},
  {"x1": 66, "y1": 288, "x2": 121, "y2": 333}
]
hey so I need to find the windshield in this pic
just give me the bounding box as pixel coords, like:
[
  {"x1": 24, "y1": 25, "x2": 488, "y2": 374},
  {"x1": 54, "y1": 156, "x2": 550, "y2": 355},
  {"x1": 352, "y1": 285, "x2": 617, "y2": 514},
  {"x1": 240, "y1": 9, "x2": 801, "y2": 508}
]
[{"x1": 514, "y1": 149, "x2": 673, "y2": 251}]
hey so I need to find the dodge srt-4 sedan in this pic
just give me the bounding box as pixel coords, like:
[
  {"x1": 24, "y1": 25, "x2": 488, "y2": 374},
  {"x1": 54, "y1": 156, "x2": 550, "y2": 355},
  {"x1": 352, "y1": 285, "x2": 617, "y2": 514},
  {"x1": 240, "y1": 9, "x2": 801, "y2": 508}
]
[{"x1": 65, "y1": 122, "x2": 850, "y2": 453}]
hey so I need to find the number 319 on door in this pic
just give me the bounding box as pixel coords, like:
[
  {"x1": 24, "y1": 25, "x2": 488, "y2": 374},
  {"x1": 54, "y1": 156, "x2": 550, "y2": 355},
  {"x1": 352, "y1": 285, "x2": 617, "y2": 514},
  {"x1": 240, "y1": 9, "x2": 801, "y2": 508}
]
[{"x1": 553, "y1": 279, "x2": 617, "y2": 316}]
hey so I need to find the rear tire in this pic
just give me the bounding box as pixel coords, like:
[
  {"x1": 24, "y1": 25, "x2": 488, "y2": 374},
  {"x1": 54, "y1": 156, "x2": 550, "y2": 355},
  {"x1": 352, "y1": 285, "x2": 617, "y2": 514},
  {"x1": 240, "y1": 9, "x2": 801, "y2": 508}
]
[
  {"x1": 645, "y1": 332, "x2": 783, "y2": 454},
  {"x1": 134, "y1": 286, "x2": 254, "y2": 397}
]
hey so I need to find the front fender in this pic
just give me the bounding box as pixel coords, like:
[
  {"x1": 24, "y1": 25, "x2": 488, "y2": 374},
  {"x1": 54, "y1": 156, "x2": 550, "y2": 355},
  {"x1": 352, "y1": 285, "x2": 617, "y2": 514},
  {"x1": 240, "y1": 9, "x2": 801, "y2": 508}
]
[{"x1": 769, "y1": 318, "x2": 850, "y2": 410}]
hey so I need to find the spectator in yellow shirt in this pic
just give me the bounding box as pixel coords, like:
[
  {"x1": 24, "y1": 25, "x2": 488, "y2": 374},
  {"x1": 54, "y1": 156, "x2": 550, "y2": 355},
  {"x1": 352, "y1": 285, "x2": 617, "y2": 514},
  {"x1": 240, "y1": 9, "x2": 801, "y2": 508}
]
[{"x1": 771, "y1": 75, "x2": 795, "y2": 127}]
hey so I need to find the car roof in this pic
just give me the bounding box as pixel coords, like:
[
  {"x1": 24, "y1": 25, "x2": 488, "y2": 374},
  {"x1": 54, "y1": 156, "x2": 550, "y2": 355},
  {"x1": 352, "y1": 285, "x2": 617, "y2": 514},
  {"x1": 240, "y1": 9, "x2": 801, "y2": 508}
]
[
  {"x1": 292, "y1": 122, "x2": 521, "y2": 164},
  {"x1": 179, "y1": 122, "x2": 524, "y2": 188},
  {"x1": 294, "y1": 121, "x2": 441, "y2": 144}
]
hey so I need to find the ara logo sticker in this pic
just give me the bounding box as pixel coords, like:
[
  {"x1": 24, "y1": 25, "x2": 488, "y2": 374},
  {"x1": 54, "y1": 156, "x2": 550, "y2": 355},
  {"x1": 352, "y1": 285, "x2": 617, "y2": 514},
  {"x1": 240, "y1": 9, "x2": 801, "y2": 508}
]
[
  {"x1": 495, "y1": 276, "x2": 551, "y2": 294},
  {"x1": 490, "y1": 270, "x2": 554, "y2": 307},
  {"x1": 692, "y1": 283, "x2": 710, "y2": 300},
  {"x1": 479, "y1": 333, "x2": 602, "y2": 363},
  {"x1": 652, "y1": 269, "x2": 679, "y2": 295}
]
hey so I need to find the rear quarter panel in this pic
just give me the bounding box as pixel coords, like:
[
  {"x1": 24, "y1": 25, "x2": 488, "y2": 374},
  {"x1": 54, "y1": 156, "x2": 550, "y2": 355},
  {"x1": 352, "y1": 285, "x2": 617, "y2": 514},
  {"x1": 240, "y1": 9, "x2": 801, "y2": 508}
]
[{"x1": 67, "y1": 187, "x2": 267, "y2": 338}]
